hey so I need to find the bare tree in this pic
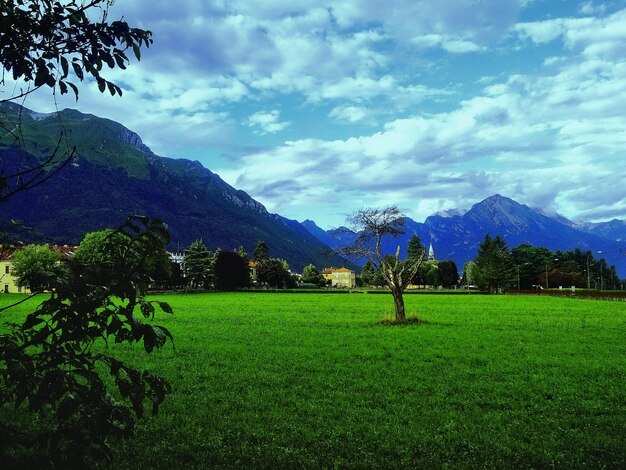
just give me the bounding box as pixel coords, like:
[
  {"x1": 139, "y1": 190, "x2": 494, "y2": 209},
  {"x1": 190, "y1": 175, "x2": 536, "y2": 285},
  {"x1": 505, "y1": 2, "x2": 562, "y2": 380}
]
[{"x1": 338, "y1": 206, "x2": 424, "y2": 322}]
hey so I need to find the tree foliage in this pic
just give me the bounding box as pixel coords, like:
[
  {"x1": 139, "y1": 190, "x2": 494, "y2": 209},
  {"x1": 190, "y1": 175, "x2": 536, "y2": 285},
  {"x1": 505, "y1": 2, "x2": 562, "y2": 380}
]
[
  {"x1": 257, "y1": 258, "x2": 291, "y2": 288},
  {"x1": 510, "y1": 245, "x2": 621, "y2": 290},
  {"x1": 11, "y1": 245, "x2": 65, "y2": 291},
  {"x1": 213, "y1": 250, "x2": 250, "y2": 291},
  {"x1": 253, "y1": 240, "x2": 269, "y2": 262},
  {"x1": 359, "y1": 260, "x2": 377, "y2": 286},
  {"x1": 0, "y1": 217, "x2": 173, "y2": 466},
  {"x1": 338, "y1": 206, "x2": 424, "y2": 322},
  {"x1": 301, "y1": 263, "x2": 324, "y2": 285},
  {"x1": 182, "y1": 240, "x2": 213, "y2": 289},
  {"x1": 0, "y1": 0, "x2": 152, "y2": 102},
  {"x1": 471, "y1": 234, "x2": 515, "y2": 293},
  {"x1": 407, "y1": 235, "x2": 425, "y2": 261},
  {"x1": 437, "y1": 260, "x2": 459, "y2": 288}
]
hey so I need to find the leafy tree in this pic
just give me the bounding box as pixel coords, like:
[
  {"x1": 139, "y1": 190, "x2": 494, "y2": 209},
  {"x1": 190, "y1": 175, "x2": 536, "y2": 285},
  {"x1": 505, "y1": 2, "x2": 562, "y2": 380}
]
[
  {"x1": 74, "y1": 228, "x2": 170, "y2": 279},
  {"x1": 407, "y1": 235, "x2": 425, "y2": 261},
  {"x1": 406, "y1": 235, "x2": 427, "y2": 286},
  {"x1": 301, "y1": 263, "x2": 324, "y2": 285},
  {"x1": 511, "y1": 244, "x2": 554, "y2": 289},
  {"x1": 437, "y1": 260, "x2": 459, "y2": 288},
  {"x1": 213, "y1": 250, "x2": 250, "y2": 291},
  {"x1": 11, "y1": 245, "x2": 65, "y2": 291},
  {"x1": 471, "y1": 234, "x2": 515, "y2": 293},
  {"x1": 182, "y1": 240, "x2": 213, "y2": 289},
  {"x1": 253, "y1": 240, "x2": 269, "y2": 262},
  {"x1": 236, "y1": 245, "x2": 249, "y2": 262},
  {"x1": 360, "y1": 260, "x2": 377, "y2": 286},
  {"x1": 424, "y1": 262, "x2": 439, "y2": 287},
  {"x1": 338, "y1": 206, "x2": 425, "y2": 322},
  {"x1": 257, "y1": 258, "x2": 291, "y2": 288},
  {"x1": 462, "y1": 261, "x2": 476, "y2": 287},
  {"x1": 0, "y1": 0, "x2": 152, "y2": 202},
  {"x1": 0, "y1": 217, "x2": 173, "y2": 466}
]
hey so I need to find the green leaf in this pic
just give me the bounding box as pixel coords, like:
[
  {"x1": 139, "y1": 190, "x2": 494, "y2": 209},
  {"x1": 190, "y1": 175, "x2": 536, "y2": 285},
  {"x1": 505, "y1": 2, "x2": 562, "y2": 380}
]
[
  {"x1": 132, "y1": 43, "x2": 141, "y2": 61},
  {"x1": 107, "y1": 81, "x2": 116, "y2": 96},
  {"x1": 72, "y1": 62, "x2": 84, "y2": 80},
  {"x1": 106, "y1": 316, "x2": 123, "y2": 335},
  {"x1": 114, "y1": 53, "x2": 127, "y2": 69},
  {"x1": 22, "y1": 314, "x2": 45, "y2": 330},
  {"x1": 156, "y1": 301, "x2": 173, "y2": 314},
  {"x1": 97, "y1": 77, "x2": 106, "y2": 93},
  {"x1": 68, "y1": 82, "x2": 79, "y2": 100},
  {"x1": 140, "y1": 301, "x2": 155, "y2": 319},
  {"x1": 60, "y1": 56, "x2": 69, "y2": 77}
]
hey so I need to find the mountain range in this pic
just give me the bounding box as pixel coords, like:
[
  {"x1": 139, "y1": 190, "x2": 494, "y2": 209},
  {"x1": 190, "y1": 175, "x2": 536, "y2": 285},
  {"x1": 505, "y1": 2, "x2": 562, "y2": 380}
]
[
  {"x1": 302, "y1": 195, "x2": 626, "y2": 276},
  {"x1": 1, "y1": 103, "x2": 625, "y2": 276}
]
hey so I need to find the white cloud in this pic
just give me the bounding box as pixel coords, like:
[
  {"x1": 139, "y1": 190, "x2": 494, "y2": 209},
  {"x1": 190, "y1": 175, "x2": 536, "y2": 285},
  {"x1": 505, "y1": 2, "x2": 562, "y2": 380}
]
[
  {"x1": 221, "y1": 3, "x2": 626, "y2": 224},
  {"x1": 247, "y1": 110, "x2": 291, "y2": 134},
  {"x1": 412, "y1": 34, "x2": 485, "y2": 53},
  {"x1": 514, "y1": 8, "x2": 626, "y2": 61},
  {"x1": 579, "y1": 1, "x2": 608, "y2": 16},
  {"x1": 328, "y1": 105, "x2": 369, "y2": 123}
]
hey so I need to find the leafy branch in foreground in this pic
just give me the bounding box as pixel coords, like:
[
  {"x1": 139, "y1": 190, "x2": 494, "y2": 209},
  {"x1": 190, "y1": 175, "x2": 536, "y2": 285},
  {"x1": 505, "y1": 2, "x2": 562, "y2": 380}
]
[
  {"x1": 0, "y1": 0, "x2": 153, "y2": 102},
  {"x1": 0, "y1": 216, "x2": 174, "y2": 467}
]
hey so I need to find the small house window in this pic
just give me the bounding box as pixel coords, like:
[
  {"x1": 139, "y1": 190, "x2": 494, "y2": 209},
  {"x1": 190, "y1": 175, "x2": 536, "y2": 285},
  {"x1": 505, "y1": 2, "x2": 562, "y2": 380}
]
[{"x1": 4, "y1": 265, "x2": 9, "y2": 274}]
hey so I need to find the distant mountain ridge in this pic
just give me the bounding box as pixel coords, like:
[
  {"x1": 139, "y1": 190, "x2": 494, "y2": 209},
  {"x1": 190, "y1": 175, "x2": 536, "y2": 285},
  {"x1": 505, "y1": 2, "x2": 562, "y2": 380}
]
[
  {"x1": 303, "y1": 194, "x2": 626, "y2": 276},
  {"x1": 0, "y1": 103, "x2": 351, "y2": 271}
]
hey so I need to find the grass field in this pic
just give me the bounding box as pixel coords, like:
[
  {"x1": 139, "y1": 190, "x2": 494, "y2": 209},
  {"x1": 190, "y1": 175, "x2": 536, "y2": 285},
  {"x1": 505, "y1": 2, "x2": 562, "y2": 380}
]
[{"x1": 1, "y1": 292, "x2": 625, "y2": 468}]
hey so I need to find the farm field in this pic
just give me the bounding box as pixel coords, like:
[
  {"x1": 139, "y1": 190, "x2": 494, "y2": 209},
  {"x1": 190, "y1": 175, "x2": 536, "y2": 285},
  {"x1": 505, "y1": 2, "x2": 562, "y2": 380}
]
[{"x1": 1, "y1": 292, "x2": 625, "y2": 468}]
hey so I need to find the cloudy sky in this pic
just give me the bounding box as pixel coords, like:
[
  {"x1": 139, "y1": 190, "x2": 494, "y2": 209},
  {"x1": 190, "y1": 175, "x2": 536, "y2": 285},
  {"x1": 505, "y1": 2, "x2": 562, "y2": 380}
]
[{"x1": 21, "y1": 0, "x2": 626, "y2": 228}]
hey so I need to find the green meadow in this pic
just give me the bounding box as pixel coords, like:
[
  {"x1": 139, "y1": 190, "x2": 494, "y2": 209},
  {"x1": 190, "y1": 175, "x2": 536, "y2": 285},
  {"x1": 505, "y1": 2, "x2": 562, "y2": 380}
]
[{"x1": 1, "y1": 292, "x2": 625, "y2": 468}]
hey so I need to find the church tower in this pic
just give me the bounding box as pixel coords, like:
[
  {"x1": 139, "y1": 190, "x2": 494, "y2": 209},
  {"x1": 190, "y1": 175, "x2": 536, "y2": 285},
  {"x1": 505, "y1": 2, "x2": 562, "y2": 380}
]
[{"x1": 428, "y1": 242, "x2": 435, "y2": 261}]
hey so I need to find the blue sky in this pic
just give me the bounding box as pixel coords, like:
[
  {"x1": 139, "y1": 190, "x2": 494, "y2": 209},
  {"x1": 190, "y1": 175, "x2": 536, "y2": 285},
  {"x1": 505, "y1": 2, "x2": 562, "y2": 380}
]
[{"x1": 21, "y1": 0, "x2": 626, "y2": 228}]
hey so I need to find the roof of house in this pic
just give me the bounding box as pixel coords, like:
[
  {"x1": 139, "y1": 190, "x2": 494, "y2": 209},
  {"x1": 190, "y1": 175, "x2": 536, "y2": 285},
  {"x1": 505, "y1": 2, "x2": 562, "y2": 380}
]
[{"x1": 332, "y1": 267, "x2": 354, "y2": 273}]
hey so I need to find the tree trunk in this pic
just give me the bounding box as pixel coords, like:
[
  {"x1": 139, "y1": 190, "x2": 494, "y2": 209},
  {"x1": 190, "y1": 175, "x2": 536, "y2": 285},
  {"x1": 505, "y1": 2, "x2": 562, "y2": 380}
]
[{"x1": 391, "y1": 287, "x2": 406, "y2": 322}]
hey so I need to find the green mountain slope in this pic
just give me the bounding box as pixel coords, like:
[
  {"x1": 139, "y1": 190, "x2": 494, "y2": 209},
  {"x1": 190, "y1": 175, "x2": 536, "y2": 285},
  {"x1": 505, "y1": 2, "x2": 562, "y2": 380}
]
[{"x1": 0, "y1": 104, "x2": 349, "y2": 271}]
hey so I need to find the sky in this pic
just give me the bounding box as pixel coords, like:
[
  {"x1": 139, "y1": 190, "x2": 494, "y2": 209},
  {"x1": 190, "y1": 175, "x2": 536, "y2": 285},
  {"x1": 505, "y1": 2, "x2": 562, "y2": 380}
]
[{"x1": 15, "y1": 0, "x2": 626, "y2": 228}]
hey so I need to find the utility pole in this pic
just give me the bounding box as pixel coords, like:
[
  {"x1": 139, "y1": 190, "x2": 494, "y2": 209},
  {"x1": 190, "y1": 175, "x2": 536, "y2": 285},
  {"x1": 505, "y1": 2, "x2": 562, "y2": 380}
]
[{"x1": 546, "y1": 258, "x2": 558, "y2": 290}]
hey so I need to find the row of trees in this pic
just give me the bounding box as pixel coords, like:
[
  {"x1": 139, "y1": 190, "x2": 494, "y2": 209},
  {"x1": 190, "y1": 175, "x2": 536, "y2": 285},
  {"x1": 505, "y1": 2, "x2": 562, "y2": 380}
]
[
  {"x1": 465, "y1": 235, "x2": 622, "y2": 292},
  {"x1": 181, "y1": 240, "x2": 296, "y2": 290}
]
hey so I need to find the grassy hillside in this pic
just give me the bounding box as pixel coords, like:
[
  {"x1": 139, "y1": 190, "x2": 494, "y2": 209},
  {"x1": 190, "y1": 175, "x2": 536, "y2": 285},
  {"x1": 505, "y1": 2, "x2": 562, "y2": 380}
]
[
  {"x1": 0, "y1": 104, "x2": 150, "y2": 179},
  {"x1": 1, "y1": 293, "x2": 624, "y2": 468}
]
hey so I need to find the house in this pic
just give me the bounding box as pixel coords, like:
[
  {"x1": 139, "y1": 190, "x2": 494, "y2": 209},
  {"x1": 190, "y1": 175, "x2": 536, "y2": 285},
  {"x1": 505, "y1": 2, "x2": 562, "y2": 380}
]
[
  {"x1": 321, "y1": 267, "x2": 335, "y2": 284},
  {"x1": 249, "y1": 261, "x2": 259, "y2": 283},
  {"x1": 0, "y1": 247, "x2": 28, "y2": 294},
  {"x1": 323, "y1": 266, "x2": 356, "y2": 288}
]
